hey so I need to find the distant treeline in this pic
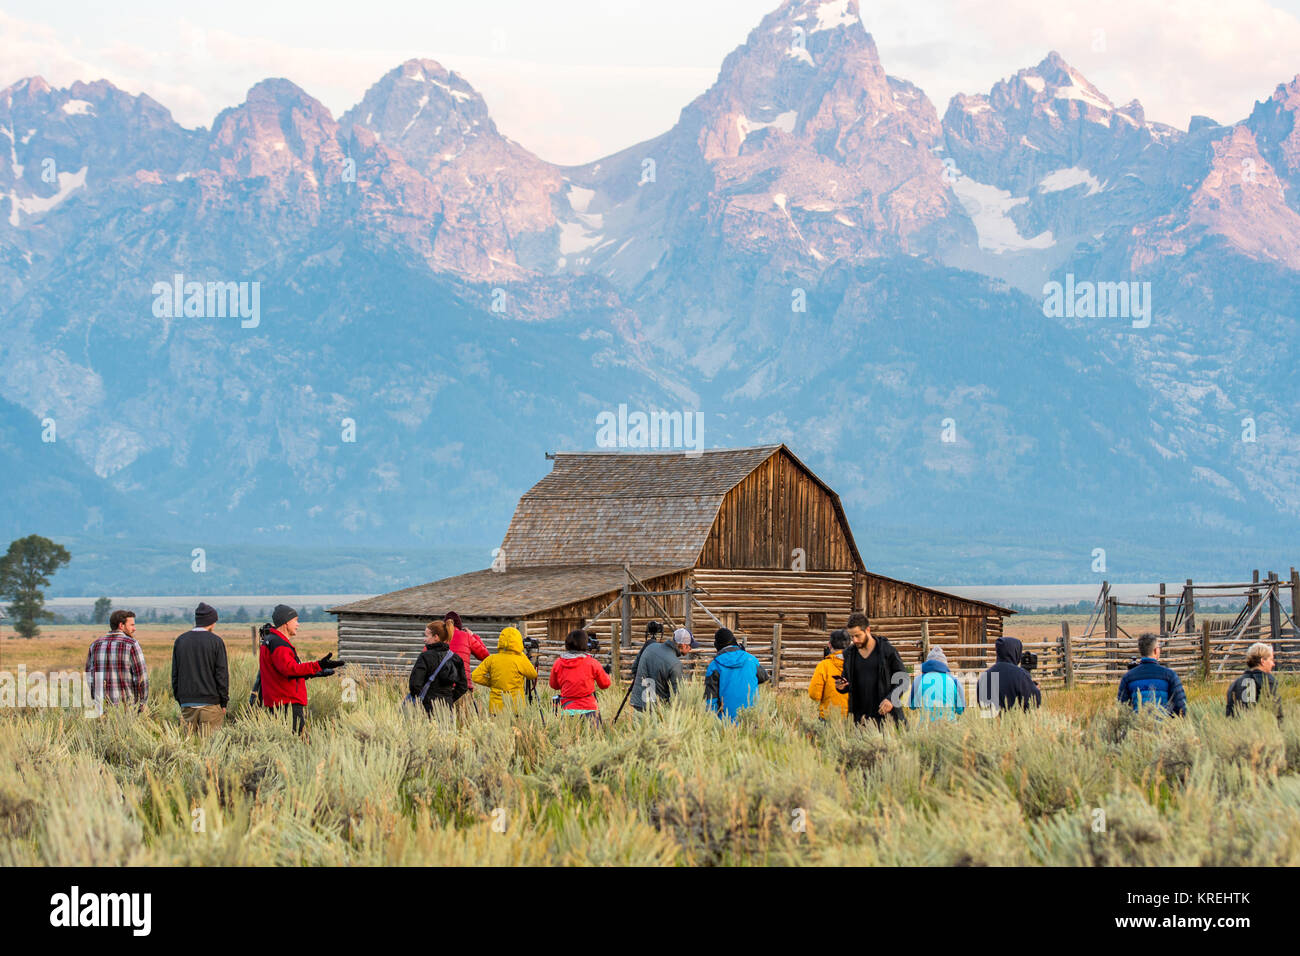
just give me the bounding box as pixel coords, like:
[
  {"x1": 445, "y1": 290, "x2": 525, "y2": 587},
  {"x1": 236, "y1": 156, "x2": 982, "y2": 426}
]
[
  {"x1": 1007, "y1": 600, "x2": 1288, "y2": 616},
  {"x1": 45, "y1": 605, "x2": 338, "y2": 626}
]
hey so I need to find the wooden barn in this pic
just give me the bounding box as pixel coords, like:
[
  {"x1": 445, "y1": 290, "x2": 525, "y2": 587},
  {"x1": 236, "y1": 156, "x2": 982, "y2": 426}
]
[{"x1": 330, "y1": 445, "x2": 1012, "y2": 686}]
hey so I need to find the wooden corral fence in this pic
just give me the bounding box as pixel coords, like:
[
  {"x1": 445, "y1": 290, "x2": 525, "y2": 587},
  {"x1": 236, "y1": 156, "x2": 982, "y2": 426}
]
[{"x1": 1047, "y1": 570, "x2": 1300, "y2": 685}]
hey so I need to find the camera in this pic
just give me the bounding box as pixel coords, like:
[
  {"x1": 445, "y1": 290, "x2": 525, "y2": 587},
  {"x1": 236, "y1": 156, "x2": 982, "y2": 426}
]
[
  {"x1": 522, "y1": 636, "x2": 540, "y2": 653},
  {"x1": 586, "y1": 634, "x2": 601, "y2": 655},
  {"x1": 1019, "y1": 650, "x2": 1038, "y2": 671}
]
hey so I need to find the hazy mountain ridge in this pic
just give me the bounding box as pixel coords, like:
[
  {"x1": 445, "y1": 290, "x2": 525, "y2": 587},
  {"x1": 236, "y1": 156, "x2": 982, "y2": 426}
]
[{"x1": 1, "y1": 0, "x2": 1297, "y2": 590}]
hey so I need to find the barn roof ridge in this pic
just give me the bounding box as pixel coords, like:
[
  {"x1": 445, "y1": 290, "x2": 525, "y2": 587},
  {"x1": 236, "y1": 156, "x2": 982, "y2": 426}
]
[{"x1": 548, "y1": 444, "x2": 783, "y2": 456}]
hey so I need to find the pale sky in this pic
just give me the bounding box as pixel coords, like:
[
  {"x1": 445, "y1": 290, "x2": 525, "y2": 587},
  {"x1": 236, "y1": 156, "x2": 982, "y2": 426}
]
[{"x1": 3, "y1": 0, "x2": 1299, "y2": 166}]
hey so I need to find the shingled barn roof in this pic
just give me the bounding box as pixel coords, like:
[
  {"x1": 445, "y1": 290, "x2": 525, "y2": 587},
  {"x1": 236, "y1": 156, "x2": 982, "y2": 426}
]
[
  {"x1": 498, "y1": 445, "x2": 790, "y2": 569},
  {"x1": 329, "y1": 564, "x2": 689, "y2": 618}
]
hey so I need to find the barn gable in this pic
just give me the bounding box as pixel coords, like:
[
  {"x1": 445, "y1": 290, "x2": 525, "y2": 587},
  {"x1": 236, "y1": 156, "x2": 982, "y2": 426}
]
[
  {"x1": 497, "y1": 444, "x2": 863, "y2": 573},
  {"x1": 698, "y1": 445, "x2": 863, "y2": 572},
  {"x1": 497, "y1": 445, "x2": 784, "y2": 568}
]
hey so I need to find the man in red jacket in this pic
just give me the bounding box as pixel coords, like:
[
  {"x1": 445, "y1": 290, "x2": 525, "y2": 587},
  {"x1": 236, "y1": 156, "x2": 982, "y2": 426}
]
[{"x1": 258, "y1": 604, "x2": 345, "y2": 735}]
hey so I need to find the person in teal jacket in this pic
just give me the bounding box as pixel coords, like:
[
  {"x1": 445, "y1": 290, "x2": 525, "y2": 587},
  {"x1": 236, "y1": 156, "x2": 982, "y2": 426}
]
[
  {"x1": 704, "y1": 628, "x2": 769, "y2": 722},
  {"x1": 908, "y1": 646, "x2": 965, "y2": 721}
]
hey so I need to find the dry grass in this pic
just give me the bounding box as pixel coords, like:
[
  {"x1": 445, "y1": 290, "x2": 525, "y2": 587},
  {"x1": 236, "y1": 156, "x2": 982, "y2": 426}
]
[{"x1": 0, "y1": 655, "x2": 1295, "y2": 866}]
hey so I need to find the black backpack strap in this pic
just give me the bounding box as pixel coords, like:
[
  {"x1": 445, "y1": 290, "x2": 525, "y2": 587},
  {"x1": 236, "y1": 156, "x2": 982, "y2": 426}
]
[{"x1": 419, "y1": 650, "x2": 459, "y2": 701}]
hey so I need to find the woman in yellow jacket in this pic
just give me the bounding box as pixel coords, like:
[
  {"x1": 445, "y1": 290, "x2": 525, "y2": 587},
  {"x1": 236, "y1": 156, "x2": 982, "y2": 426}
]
[
  {"x1": 808, "y1": 629, "x2": 850, "y2": 719},
  {"x1": 471, "y1": 627, "x2": 539, "y2": 714}
]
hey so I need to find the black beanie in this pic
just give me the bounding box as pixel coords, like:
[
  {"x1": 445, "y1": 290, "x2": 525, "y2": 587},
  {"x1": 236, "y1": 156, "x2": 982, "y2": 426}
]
[
  {"x1": 195, "y1": 602, "x2": 218, "y2": 627},
  {"x1": 272, "y1": 604, "x2": 298, "y2": 628},
  {"x1": 714, "y1": 627, "x2": 736, "y2": 651}
]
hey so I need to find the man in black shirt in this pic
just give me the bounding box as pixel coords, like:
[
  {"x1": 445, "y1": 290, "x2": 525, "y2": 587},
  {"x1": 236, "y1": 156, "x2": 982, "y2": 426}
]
[
  {"x1": 172, "y1": 602, "x2": 230, "y2": 736},
  {"x1": 834, "y1": 612, "x2": 907, "y2": 727}
]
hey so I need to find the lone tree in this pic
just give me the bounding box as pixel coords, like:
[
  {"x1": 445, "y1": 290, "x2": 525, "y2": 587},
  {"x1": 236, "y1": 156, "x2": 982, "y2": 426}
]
[
  {"x1": 92, "y1": 596, "x2": 112, "y2": 625},
  {"x1": 0, "y1": 535, "x2": 72, "y2": 638}
]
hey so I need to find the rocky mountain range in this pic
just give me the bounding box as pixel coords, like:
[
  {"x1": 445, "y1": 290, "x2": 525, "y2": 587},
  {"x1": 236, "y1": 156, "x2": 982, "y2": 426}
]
[{"x1": 2, "y1": 0, "x2": 1297, "y2": 592}]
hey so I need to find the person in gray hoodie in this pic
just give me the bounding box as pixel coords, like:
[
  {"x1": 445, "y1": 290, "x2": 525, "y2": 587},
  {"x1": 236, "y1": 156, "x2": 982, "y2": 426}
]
[{"x1": 631, "y1": 627, "x2": 698, "y2": 712}]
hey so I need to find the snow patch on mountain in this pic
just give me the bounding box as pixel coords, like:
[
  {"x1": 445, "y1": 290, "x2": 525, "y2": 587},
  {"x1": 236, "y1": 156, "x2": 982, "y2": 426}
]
[
  {"x1": 401, "y1": 94, "x2": 429, "y2": 135},
  {"x1": 810, "y1": 0, "x2": 859, "y2": 32},
  {"x1": 786, "y1": 46, "x2": 815, "y2": 67},
  {"x1": 1039, "y1": 167, "x2": 1103, "y2": 195},
  {"x1": 951, "y1": 174, "x2": 1054, "y2": 252},
  {"x1": 1054, "y1": 84, "x2": 1110, "y2": 112},
  {"x1": 60, "y1": 99, "x2": 94, "y2": 115},
  {"x1": 7, "y1": 165, "x2": 88, "y2": 226},
  {"x1": 736, "y1": 109, "x2": 797, "y2": 142}
]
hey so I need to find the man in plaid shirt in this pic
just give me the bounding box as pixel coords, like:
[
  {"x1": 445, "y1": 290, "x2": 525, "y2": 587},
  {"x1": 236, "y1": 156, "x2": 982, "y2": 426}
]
[{"x1": 85, "y1": 609, "x2": 149, "y2": 709}]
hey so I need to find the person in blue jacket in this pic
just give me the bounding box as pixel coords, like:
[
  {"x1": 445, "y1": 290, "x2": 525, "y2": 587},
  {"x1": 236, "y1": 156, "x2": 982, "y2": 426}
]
[
  {"x1": 909, "y1": 646, "x2": 965, "y2": 721},
  {"x1": 1117, "y1": 633, "x2": 1187, "y2": 717},
  {"x1": 704, "y1": 628, "x2": 769, "y2": 722}
]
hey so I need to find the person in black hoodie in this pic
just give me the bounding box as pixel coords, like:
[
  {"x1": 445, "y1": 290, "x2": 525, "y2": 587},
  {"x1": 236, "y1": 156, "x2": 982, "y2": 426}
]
[
  {"x1": 833, "y1": 612, "x2": 908, "y2": 727},
  {"x1": 409, "y1": 620, "x2": 469, "y2": 715},
  {"x1": 977, "y1": 636, "x2": 1042, "y2": 713}
]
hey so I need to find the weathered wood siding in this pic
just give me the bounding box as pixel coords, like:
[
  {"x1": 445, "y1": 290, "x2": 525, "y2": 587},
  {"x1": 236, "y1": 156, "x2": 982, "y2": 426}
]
[
  {"x1": 698, "y1": 451, "x2": 857, "y2": 571},
  {"x1": 859, "y1": 573, "x2": 1003, "y2": 620},
  {"x1": 338, "y1": 614, "x2": 520, "y2": 673}
]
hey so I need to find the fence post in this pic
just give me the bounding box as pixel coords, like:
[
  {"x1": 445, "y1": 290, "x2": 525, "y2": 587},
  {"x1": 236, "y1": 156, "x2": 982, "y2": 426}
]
[
  {"x1": 1248, "y1": 570, "x2": 1261, "y2": 642},
  {"x1": 1060, "y1": 621, "x2": 1074, "y2": 689},
  {"x1": 1291, "y1": 567, "x2": 1299, "y2": 631},
  {"x1": 611, "y1": 620, "x2": 621, "y2": 686},
  {"x1": 771, "y1": 620, "x2": 782, "y2": 687},
  {"x1": 1158, "y1": 583, "x2": 1166, "y2": 637},
  {"x1": 251, "y1": 624, "x2": 258, "y2": 657},
  {"x1": 920, "y1": 619, "x2": 930, "y2": 663},
  {"x1": 1105, "y1": 596, "x2": 1118, "y2": 672},
  {"x1": 1200, "y1": 620, "x2": 1211, "y2": 680},
  {"x1": 1184, "y1": 579, "x2": 1195, "y2": 636},
  {"x1": 1268, "y1": 572, "x2": 1282, "y2": 644}
]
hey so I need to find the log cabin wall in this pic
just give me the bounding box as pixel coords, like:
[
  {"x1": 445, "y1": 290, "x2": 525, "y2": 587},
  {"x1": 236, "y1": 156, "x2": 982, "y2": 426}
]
[{"x1": 338, "y1": 614, "x2": 521, "y2": 673}]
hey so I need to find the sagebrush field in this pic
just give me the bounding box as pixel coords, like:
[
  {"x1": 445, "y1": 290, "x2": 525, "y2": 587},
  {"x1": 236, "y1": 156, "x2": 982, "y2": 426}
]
[{"x1": 1, "y1": 651, "x2": 1296, "y2": 866}]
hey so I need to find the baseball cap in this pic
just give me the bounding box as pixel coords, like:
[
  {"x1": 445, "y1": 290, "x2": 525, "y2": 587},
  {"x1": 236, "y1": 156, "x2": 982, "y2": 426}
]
[{"x1": 673, "y1": 627, "x2": 698, "y2": 648}]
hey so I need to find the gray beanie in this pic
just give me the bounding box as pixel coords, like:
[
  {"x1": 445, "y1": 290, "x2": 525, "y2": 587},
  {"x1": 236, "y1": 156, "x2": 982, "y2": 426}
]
[{"x1": 926, "y1": 646, "x2": 948, "y2": 664}]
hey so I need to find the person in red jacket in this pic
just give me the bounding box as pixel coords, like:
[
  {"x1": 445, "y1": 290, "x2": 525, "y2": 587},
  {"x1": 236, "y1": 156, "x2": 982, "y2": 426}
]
[
  {"x1": 257, "y1": 604, "x2": 345, "y2": 735},
  {"x1": 444, "y1": 611, "x2": 490, "y2": 704},
  {"x1": 548, "y1": 628, "x2": 611, "y2": 720}
]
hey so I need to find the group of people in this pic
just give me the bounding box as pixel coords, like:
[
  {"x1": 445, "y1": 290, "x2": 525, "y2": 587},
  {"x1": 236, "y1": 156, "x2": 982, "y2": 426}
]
[
  {"x1": 85, "y1": 602, "x2": 345, "y2": 736},
  {"x1": 82, "y1": 605, "x2": 1285, "y2": 735},
  {"x1": 804, "y1": 612, "x2": 1042, "y2": 724},
  {"x1": 807, "y1": 617, "x2": 1283, "y2": 724}
]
